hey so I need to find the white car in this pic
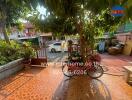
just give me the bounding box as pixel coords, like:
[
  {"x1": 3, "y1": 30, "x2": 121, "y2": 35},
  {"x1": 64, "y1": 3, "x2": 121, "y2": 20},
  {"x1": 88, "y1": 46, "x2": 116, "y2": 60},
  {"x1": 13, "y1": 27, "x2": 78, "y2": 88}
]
[{"x1": 48, "y1": 42, "x2": 68, "y2": 53}]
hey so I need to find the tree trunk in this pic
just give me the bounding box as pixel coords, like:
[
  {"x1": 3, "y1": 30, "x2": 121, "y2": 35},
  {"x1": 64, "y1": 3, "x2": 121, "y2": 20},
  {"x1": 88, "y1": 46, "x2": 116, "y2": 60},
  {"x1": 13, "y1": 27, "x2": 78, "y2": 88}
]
[
  {"x1": 0, "y1": 4, "x2": 10, "y2": 44},
  {"x1": 78, "y1": 21, "x2": 85, "y2": 61},
  {"x1": 2, "y1": 21, "x2": 10, "y2": 44}
]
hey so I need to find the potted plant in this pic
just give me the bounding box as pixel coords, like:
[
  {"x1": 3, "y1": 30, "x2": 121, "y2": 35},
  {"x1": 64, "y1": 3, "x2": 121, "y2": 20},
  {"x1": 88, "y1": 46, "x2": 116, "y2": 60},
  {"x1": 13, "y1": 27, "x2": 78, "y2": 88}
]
[{"x1": 21, "y1": 46, "x2": 34, "y2": 65}]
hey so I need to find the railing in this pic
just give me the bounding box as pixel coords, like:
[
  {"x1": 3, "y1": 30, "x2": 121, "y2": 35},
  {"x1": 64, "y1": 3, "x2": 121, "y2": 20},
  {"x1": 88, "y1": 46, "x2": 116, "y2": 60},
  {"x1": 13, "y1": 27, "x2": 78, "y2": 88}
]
[{"x1": 36, "y1": 47, "x2": 47, "y2": 58}]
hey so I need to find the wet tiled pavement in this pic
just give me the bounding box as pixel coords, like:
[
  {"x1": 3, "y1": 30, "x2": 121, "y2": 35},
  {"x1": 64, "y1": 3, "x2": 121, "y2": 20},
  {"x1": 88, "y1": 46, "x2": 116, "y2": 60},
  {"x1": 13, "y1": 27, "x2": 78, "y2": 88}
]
[{"x1": 0, "y1": 54, "x2": 132, "y2": 100}]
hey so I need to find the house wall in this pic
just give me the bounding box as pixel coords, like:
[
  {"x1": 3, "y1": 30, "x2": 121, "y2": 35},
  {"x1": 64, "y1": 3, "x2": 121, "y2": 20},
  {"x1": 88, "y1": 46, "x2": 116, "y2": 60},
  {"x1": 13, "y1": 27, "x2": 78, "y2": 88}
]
[
  {"x1": 0, "y1": 23, "x2": 37, "y2": 40},
  {"x1": 116, "y1": 32, "x2": 131, "y2": 42},
  {"x1": 116, "y1": 35, "x2": 127, "y2": 42},
  {"x1": 116, "y1": 32, "x2": 132, "y2": 56},
  {"x1": 123, "y1": 40, "x2": 132, "y2": 56}
]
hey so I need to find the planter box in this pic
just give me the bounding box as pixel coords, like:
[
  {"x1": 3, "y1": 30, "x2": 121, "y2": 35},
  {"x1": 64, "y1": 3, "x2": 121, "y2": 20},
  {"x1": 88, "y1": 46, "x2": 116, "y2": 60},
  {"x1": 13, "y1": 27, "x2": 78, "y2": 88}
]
[
  {"x1": 0, "y1": 59, "x2": 24, "y2": 80},
  {"x1": 31, "y1": 58, "x2": 47, "y2": 67}
]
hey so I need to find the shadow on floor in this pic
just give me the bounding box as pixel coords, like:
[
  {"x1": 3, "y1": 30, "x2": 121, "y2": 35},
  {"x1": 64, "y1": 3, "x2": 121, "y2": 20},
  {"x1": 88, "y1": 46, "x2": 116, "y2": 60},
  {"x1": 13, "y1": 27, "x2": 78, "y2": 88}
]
[
  {"x1": 0, "y1": 67, "x2": 44, "y2": 99},
  {"x1": 52, "y1": 76, "x2": 111, "y2": 100},
  {"x1": 101, "y1": 54, "x2": 132, "y2": 62}
]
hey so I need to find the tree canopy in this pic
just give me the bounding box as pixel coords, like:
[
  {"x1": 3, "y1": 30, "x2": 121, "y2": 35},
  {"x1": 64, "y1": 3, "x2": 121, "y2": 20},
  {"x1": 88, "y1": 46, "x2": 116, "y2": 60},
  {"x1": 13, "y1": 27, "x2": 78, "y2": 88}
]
[
  {"x1": 28, "y1": 0, "x2": 132, "y2": 34},
  {"x1": 0, "y1": 0, "x2": 44, "y2": 43},
  {"x1": 26, "y1": 0, "x2": 132, "y2": 59},
  {"x1": 1, "y1": 0, "x2": 132, "y2": 44}
]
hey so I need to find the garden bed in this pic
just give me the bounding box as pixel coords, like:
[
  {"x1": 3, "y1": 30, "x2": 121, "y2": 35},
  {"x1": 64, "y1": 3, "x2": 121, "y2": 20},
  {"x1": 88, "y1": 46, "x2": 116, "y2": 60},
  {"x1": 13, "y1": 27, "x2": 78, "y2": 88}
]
[{"x1": 0, "y1": 59, "x2": 24, "y2": 80}]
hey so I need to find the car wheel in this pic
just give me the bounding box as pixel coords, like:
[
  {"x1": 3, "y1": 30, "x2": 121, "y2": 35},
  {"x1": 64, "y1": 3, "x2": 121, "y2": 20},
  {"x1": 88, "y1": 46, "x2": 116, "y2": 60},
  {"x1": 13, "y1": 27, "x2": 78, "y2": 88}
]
[{"x1": 51, "y1": 48, "x2": 56, "y2": 53}]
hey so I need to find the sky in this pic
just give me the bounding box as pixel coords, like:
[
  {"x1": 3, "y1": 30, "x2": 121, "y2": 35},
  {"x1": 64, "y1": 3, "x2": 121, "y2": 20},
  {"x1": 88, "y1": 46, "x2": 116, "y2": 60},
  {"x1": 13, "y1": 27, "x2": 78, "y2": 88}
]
[
  {"x1": 37, "y1": 5, "x2": 46, "y2": 15},
  {"x1": 19, "y1": 5, "x2": 47, "y2": 23}
]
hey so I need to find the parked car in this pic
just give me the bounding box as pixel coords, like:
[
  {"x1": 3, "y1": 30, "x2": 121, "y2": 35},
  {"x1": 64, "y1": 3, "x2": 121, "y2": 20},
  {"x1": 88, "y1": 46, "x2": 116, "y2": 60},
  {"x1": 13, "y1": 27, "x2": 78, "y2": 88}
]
[{"x1": 48, "y1": 41, "x2": 68, "y2": 53}]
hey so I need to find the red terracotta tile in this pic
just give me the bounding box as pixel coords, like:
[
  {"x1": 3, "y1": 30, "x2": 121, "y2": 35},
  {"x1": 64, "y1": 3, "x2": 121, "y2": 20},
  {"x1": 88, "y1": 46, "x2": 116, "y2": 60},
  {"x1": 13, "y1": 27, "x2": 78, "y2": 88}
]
[{"x1": 0, "y1": 54, "x2": 131, "y2": 100}]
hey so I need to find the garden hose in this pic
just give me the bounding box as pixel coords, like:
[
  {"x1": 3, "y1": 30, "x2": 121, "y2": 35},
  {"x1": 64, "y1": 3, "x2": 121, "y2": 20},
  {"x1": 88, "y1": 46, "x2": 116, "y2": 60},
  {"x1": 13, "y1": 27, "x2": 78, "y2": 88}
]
[
  {"x1": 102, "y1": 65, "x2": 124, "y2": 76},
  {"x1": 103, "y1": 72, "x2": 124, "y2": 76}
]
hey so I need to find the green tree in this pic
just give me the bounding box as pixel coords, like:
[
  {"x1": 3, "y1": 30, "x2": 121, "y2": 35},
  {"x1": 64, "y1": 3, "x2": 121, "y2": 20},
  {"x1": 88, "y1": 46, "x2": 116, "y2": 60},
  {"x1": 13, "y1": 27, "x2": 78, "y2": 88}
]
[
  {"x1": 27, "y1": 0, "x2": 132, "y2": 60},
  {"x1": 0, "y1": 0, "x2": 44, "y2": 44}
]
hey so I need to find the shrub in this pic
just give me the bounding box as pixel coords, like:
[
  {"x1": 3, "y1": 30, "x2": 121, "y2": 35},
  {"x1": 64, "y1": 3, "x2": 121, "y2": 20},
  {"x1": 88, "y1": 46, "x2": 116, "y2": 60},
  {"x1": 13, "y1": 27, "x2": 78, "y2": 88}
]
[
  {"x1": 0, "y1": 40, "x2": 35, "y2": 66},
  {"x1": 0, "y1": 55, "x2": 7, "y2": 65},
  {"x1": 20, "y1": 46, "x2": 35, "y2": 60}
]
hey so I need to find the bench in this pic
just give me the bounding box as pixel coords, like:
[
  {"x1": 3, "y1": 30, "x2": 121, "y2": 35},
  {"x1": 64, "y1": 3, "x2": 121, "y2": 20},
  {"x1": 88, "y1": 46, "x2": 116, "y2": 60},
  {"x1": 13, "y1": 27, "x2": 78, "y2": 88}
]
[{"x1": 123, "y1": 66, "x2": 132, "y2": 84}]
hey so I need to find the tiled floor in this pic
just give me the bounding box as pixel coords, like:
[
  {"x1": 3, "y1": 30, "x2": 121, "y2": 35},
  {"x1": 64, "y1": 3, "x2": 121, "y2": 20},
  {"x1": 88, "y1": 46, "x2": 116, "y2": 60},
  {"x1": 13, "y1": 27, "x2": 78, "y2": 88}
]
[{"x1": 0, "y1": 54, "x2": 132, "y2": 100}]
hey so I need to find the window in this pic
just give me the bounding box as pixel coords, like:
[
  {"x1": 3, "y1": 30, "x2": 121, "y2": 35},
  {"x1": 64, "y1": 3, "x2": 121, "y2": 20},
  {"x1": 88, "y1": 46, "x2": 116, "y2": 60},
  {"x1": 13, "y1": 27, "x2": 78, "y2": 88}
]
[{"x1": 54, "y1": 43, "x2": 61, "y2": 46}]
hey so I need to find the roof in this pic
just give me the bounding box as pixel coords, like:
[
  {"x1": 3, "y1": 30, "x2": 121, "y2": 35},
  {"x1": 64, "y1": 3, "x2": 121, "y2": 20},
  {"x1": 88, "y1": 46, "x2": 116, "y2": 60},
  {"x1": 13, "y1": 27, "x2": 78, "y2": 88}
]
[
  {"x1": 124, "y1": 23, "x2": 132, "y2": 32},
  {"x1": 23, "y1": 22, "x2": 34, "y2": 29},
  {"x1": 40, "y1": 33, "x2": 52, "y2": 37},
  {"x1": 18, "y1": 36, "x2": 37, "y2": 40},
  {"x1": 116, "y1": 32, "x2": 131, "y2": 36},
  {"x1": 117, "y1": 23, "x2": 132, "y2": 33}
]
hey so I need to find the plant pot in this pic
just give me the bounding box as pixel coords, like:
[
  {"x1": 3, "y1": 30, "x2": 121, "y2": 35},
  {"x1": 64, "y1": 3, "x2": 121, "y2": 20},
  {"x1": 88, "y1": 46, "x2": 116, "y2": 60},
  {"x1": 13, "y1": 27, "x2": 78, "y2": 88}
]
[
  {"x1": 22, "y1": 59, "x2": 31, "y2": 65},
  {"x1": 24, "y1": 66, "x2": 31, "y2": 70},
  {"x1": 31, "y1": 58, "x2": 47, "y2": 67},
  {"x1": 22, "y1": 59, "x2": 31, "y2": 69}
]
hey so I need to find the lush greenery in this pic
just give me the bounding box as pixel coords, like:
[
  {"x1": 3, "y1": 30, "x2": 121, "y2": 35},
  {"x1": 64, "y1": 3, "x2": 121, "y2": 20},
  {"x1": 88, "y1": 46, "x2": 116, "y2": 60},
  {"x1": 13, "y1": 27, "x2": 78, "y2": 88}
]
[
  {"x1": 28, "y1": 0, "x2": 132, "y2": 33},
  {"x1": 0, "y1": 0, "x2": 44, "y2": 43},
  {"x1": 0, "y1": 40, "x2": 34, "y2": 66},
  {"x1": 1, "y1": 0, "x2": 132, "y2": 43},
  {"x1": 0, "y1": 0, "x2": 132, "y2": 62},
  {"x1": 26, "y1": 0, "x2": 132, "y2": 60}
]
